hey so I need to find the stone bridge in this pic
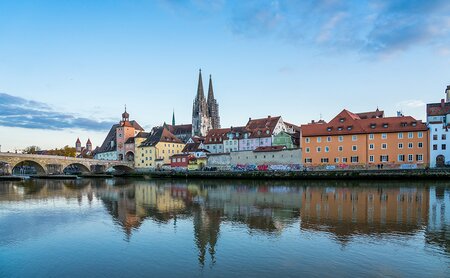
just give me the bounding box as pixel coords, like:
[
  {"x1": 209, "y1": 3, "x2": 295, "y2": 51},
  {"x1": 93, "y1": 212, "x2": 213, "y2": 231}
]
[{"x1": 0, "y1": 152, "x2": 134, "y2": 175}]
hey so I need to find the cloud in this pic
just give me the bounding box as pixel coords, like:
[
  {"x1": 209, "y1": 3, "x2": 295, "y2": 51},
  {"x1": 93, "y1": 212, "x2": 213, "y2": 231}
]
[
  {"x1": 162, "y1": 0, "x2": 450, "y2": 56},
  {"x1": 0, "y1": 93, "x2": 116, "y2": 131},
  {"x1": 396, "y1": 99, "x2": 426, "y2": 108}
]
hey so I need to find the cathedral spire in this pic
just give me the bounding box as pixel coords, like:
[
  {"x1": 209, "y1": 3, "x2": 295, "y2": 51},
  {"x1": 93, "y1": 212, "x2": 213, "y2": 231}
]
[
  {"x1": 207, "y1": 74, "x2": 215, "y2": 102},
  {"x1": 196, "y1": 69, "x2": 205, "y2": 101},
  {"x1": 172, "y1": 109, "x2": 176, "y2": 126}
]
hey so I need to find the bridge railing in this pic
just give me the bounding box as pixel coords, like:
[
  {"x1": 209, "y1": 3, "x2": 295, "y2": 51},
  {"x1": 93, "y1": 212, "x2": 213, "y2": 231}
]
[{"x1": 0, "y1": 152, "x2": 133, "y2": 166}]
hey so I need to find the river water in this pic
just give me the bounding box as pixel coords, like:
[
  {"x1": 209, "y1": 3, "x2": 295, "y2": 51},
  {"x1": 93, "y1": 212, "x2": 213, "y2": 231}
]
[{"x1": 0, "y1": 178, "x2": 449, "y2": 277}]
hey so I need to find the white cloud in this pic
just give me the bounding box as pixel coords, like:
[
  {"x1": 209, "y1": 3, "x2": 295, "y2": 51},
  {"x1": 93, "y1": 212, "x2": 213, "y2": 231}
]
[{"x1": 396, "y1": 99, "x2": 426, "y2": 108}]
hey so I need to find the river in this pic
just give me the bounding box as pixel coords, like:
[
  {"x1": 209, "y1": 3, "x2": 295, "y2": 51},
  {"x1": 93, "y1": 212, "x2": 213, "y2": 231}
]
[{"x1": 0, "y1": 178, "x2": 449, "y2": 277}]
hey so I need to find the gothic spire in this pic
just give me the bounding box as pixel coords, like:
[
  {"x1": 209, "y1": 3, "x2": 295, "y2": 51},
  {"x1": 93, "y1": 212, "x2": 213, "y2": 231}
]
[
  {"x1": 172, "y1": 109, "x2": 176, "y2": 126},
  {"x1": 207, "y1": 74, "x2": 215, "y2": 103},
  {"x1": 196, "y1": 69, "x2": 205, "y2": 101}
]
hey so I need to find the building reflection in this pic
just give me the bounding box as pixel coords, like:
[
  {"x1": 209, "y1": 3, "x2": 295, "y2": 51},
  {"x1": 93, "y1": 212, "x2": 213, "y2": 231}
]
[{"x1": 2, "y1": 179, "x2": 450, "y2": 264}]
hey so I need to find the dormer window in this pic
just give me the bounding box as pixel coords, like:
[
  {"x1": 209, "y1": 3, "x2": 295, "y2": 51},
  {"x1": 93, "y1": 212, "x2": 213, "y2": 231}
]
[
  {"x1": 338, "y1": 126, "x2": 343, "y2": 131},
  {"x1": 258, "y1": 130, "x2": 262, "y2": 135},
  {"x1": 411, "y1": 122, "x2": 417, "y2": 127},
  {"x1": 327, "y1": 127, "x2": 332, "y2": 132},
  {"x1": 370, "y1": 124, "x2": 376, "y2": 129},
  {"x1": 339, "y1": 118, "x2": 345, "y2": 123},
  {"x1": 266, "y1": 130, "x2": 270, "y2": 134},
  {"x1": 383, "y1": 123, "x2": 388, "y2": 128},
  {"x1": 347, "y1": 126, "x2": 353, "y2": 130},
  {"x1": 401, "y1": 122, "x2": 407, "y2": 127}
]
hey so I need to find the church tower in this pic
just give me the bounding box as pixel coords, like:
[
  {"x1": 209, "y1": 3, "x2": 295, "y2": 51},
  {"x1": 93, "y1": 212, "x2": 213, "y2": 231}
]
[
  {"x1": 192, "y1": 69, "x2": 212, "y2": 136},
  {"x1": 86, "y1": 139, "x2": 92, "y2": 152},
  {"x1": 207, "y1": 75, "x2": 220, "y2": 129},
  {"x1": 75, "y1": 138, "x2": 82, "y2": 153}
]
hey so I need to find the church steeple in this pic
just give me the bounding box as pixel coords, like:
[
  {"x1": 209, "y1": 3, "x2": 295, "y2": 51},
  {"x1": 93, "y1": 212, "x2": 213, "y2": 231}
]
[
  {"x1": 196, "y1": 69, "x2": 205, "y2": 101},
  {"x1": 207, "y1": 74, "x2": 214, "y2": 102},
  {"x1": 172, "y1": 109, "x2": 176, "y2": 126}
]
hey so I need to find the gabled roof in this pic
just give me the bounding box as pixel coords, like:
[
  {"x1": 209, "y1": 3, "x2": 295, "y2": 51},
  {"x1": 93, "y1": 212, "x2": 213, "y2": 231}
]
[
  {"x1": 166, "y1": 124, "x2": 193, "y2": 135},
  {"x1": 139, "y1": 126, "x2": 183, "y2": 147},
  {"x1": 427, "y1": 100, "x2": 450, "y2": 117},
  {"x1": 245, "y1": 116, "x2": 282, "y2": 138},
  {"x1": 130, "y1": 120, "x2": 144, "y2": 131},
  {"x1": 96, "y1": 124, "x2": 119, "y2": 153},
  {"x1": 204, "y1": 128, "x2": 231, "y2": 144},
  {"x1": 301, "y1": 109, "x2": 427, "y2": 137},
  {"x1": 356, "y1": 109, "x2": 384, "y2": 119}
]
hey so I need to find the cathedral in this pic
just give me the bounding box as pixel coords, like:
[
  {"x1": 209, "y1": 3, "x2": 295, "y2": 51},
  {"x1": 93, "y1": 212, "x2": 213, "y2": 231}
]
[{"x1": 192, "y1": 69, "x2": 220, "y2": 136}]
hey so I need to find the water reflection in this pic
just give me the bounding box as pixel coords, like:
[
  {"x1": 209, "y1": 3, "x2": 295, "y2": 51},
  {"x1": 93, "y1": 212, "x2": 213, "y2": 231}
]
[{"x1": 1, "y1": 178, "x2": 450, "y2": 267}]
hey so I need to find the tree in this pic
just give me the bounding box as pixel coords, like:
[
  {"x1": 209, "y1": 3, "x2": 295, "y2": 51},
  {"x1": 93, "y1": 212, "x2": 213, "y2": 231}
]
[{"x1": 23, "y1": 146, "x2": 41, "y2": 154}]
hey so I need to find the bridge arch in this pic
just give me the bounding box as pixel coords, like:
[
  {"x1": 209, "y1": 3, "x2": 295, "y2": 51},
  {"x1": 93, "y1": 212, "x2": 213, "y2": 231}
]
[
  {"x1": 63, "y1": 163, "x2": 91, "y2": 174},
  {"x1": 12, "y1": 160, "x2": 46, "y2": 175},
  {"x1": 125, "y1": 151, "x2": 134, "y2": 162},
  {"x1": 112, "y1": 164, "x2": 135, "y2": 174}
]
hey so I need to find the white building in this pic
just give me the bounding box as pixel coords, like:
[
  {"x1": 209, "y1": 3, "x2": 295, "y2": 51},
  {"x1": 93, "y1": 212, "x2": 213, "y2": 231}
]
[{"x1": 427, "y1": 86, "x2": 450, "y2": 167}]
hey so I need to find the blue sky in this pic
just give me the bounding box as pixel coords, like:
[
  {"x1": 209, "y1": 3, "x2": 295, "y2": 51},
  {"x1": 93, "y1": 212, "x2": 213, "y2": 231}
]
[{"x1": 0, "y1": 0, "x2": 450, "y2": 151}]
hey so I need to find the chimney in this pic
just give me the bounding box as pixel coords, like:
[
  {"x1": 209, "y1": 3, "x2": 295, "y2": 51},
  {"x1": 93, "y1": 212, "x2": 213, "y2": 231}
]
[
  {"x1": 268, "y1": 115, "x2": 271, "y2": 118},
  {"x1": 249, "y1": 117, "x2": 252, "y2": 121},
  {"x1": 446, "y1": 86, "x2": 450, "y2": 102},
  {"x1": 312, "y1": 120, "x2": 315, "y2": 124}
]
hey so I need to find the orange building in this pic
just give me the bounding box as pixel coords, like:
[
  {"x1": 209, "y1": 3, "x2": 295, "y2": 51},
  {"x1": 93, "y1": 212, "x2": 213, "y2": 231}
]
[{"x1": 301, "y1": 109, "x2": 429, "y2": 169}]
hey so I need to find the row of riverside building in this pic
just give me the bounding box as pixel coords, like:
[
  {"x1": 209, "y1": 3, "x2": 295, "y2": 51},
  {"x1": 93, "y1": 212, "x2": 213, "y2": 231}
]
[{"x1": 87, "y1": 71, "x2": 450, "y2": 170}]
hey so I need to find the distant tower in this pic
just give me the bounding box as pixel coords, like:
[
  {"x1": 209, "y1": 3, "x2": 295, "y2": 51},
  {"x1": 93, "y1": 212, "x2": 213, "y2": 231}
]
[
  {"x1": 192, "y1": 69, "x2": 212, "y2": 136},
  {"x1": 86, "y1": 139, "x2": 92, "y2": 151},
  {"x1": 207, "y1": 74, "x2": 220, "y2": 129},
  {"x1": 76, "y1": 138, "x2": 82, "y2": 152},
  {"x1": 172, "y1": 109, "x2": 176, "y2": 126},
  {"x1": 116, "y1": 106, "x2": 135, "y2": 161},
  {"x1": 446, "y1": 85, "x2": 450, "y2": 102}
]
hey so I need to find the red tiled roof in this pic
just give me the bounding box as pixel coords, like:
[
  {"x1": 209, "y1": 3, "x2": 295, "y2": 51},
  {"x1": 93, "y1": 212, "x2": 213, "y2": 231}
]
[
  {"x1": 301, "y1": 109, "x2": 427, "y2": 136},
  {"x1": 140, "y1": 126, "x2": 183, "y2": 147},
  {"x1": 356, "y1": 109, "x2": 384, "y2": 119},
  {"x1": 166, "y1": 124, "x2": 192, "y2": 135},
  {"x1": 427, "y1": 100, "x2": 450, "y2": 116},
  {"x1": 204, "y1": 128, "x2": 230, "y2": 144}
]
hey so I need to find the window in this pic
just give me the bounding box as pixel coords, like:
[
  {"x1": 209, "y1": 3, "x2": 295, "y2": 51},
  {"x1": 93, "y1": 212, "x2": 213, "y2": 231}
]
[
  {"x1": 317, "y1": 147, "x2": 321, "y2": 152},
  {"x1": 338, "y1": 136, "x2": 343, "y2": 142},
  {"x1": 369, "y1": 155, "x2": 374, "y2": 162},
  {"x1": 338, "y1": 146, "x2": 343, "y2": 152},
  {"x1": 182, "y1": 158, "x2": 186, "y2": 162},
  {"x1": 351, "y1": 156, "x2": 359, "y2": 163},
  {"x1": 305, "y1": 147, "x2": 310, "y2": 153},
  {"x1": 398, "y1": 133, "x2": 403, "y2": 139},
  {"x1": 433, "y1": 144, "x2": 438, "y2": 150},
  {"x1": 325, "y1": 146, "x2": 330, "y2": 152},
  {"x1": 342, "y1": 157, "x2": 348, "y2": 163},
  {"x1": 327, "y1": 136, "x2": 332, "y2": 142},
  {"x1": 334, "y1": 157, "x2": 339, "y2": 163},
  {"x1": 321, "y1": 158, "x2": 329, "y2": 163},
  {"x1": 317, "y1": 137, "x2": 322, "y2": 143},
  {"x1": 418, "y1": 132, "x2": 423, "y2": 138},
  {"x1": 352, "y1": 135, "x2": 357, "y2": 141},
  {"x1": 418, "y1": 142, "x2": 423, "y2": 148},
  {"x1": 305, "y1": 138, "x2": 310, "y2": 143},
  {"x1": 398, "y1": 154, "x2": 405, "y2": 162},
  {"x1": 381, "y1": 143, "x2": 387, "y2": 149},
  {"x1": 369, "y1": 144, "x2": 374, "y2": 150},
  {"x1": 398, "y1": 143, "x2": 403, "y2": 149},
  {"x1": 408, "y1": 154, "x2": 413, "y2": 162},
  {"x1": 442, "y1": 144, "x2": 447, "y2": 150},
  {"x1": 443, "y1": 134, "x2": 447, "y2": 140},
  {"x1": 352, "y1": 145, "x2": 357, "y2": 151},
  {"x1": 408, "y1": 132, "x2": 413, "y2": 139},
  {"x1": 416, "y1": 154, "x2": 423, "y2": 161},
  {"x1": 433, "y1": 134, "x2": 438, "y2": 140},
  {"x1": 408, "y1": 142, "x2": 413, "y2": 149},
  {"x1": 369, "y1": 134, "x2": 374, "y2": 140},
  {"x1": 305, "y1": 158, "x2": 312, "y2": 163},
  {"x1": 382, "y1": 133, "x2": 387, "y2": 139},
  {"x1": 380, "y1": 155, "x2": 389, "y2": 162}
]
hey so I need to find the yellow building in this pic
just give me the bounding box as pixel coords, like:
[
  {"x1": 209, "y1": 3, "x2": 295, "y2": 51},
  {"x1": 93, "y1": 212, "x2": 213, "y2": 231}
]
[
  {"x1": 187, "y1": 156, "x2": 208, "y2": 171},
  {"x1": 135, "y1": 126, "x2": 185, "y2": 168}
]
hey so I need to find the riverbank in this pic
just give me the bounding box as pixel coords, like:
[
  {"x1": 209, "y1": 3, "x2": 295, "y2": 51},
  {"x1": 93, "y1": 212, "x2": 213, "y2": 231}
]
[{"x1": 136, "y1": 169, "x2": 450, "y2": 180}]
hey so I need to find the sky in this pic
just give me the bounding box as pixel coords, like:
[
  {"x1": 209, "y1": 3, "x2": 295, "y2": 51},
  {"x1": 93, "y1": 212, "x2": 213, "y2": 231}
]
[{"x1": 0, "y1": 0, "x2": 450, "y2": 152}]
